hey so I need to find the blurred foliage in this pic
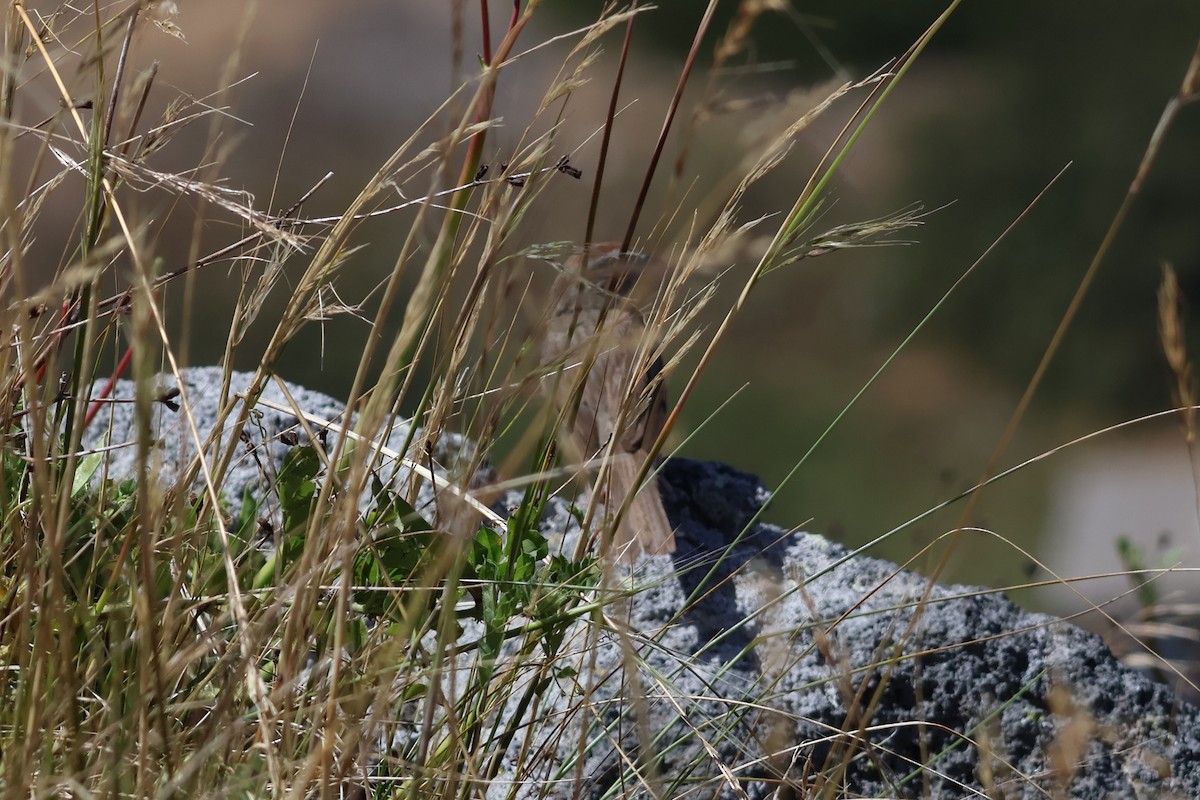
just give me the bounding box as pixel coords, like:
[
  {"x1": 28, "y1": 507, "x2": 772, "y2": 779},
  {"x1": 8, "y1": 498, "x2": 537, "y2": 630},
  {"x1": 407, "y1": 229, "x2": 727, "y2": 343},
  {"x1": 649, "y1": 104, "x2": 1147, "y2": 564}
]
[
  {"x1": 558, "y1": 0, "x2": 1200, "y2": 414},
  {"x1": 543, "y1": 3, "x2": 1200, "y2": 587}
]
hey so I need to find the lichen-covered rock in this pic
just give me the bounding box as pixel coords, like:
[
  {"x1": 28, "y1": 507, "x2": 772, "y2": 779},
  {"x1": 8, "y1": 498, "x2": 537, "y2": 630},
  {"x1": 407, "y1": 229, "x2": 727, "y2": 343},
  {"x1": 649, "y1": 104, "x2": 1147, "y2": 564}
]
[{"x1": 87, "y1": 368, "x2": 1200, "y2": 799}]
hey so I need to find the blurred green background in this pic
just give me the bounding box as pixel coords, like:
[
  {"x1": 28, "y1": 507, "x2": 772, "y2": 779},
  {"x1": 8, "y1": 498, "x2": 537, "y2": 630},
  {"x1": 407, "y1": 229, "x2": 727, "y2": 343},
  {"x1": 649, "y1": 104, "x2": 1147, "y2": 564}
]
[
  {"x1": 19, "y1": 1, "x2": 1200, "y2": 602},
  {"x1": 557, "y1": 1, "x2": 1200, "y2": 601}
]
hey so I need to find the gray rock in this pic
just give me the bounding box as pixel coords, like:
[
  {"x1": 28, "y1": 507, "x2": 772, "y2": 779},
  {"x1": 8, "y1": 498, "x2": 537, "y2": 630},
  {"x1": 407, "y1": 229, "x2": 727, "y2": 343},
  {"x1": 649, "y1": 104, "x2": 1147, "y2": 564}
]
[
  {"x1": 83, "y1": 369, "x2": 1200, "y2": 798},
  {"x1": 84, "y1": 367, "x2": 418, "y2": 523},
  {"x1": 499, "y1": 454, "x2": 1199, "y2": 799}
]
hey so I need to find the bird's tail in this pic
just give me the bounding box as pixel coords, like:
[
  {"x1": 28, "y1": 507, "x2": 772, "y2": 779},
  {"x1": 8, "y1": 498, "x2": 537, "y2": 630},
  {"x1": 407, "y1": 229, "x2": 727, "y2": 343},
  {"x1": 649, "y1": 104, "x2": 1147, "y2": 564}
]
[{"x1": 605, "y1": 452, "x2": 676, "y2": 562}]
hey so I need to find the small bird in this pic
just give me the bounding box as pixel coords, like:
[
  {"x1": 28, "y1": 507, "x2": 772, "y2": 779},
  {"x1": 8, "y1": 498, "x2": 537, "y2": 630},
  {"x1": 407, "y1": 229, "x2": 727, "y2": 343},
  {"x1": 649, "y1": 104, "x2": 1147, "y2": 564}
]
[{"x1": 540, "y1": 242, "x2": 676, "y2": 562}]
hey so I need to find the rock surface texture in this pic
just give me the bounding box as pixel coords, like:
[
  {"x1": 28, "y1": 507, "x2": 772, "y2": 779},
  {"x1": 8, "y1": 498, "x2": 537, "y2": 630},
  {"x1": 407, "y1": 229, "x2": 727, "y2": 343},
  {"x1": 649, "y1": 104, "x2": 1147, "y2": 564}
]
[{"x1": 90, "y1": 369, "x2": 1199, "y2": 799}]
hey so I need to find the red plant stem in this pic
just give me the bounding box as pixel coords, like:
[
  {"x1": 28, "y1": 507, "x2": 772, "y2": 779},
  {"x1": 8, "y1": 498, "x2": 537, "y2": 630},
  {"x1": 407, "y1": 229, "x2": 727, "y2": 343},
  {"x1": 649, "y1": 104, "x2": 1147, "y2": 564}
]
[
  {"x1": 84, "y1": 344, "x2": 133, "y2": 428},
  {"x1": 449, "y1": 2, "x2": 523, "y2": 197},
  {"x1": 507, "y1": 2, "x2": 520, "y2": 47},
  {"x1": 584, "y1": 2, "x2": 638, "y2": 258},
  {"x1": 622, "y1": 0, "x2": 719, "y2": 251},
  {"x1": 480, "y1": 0, "x2": 492, "y2": 65}
]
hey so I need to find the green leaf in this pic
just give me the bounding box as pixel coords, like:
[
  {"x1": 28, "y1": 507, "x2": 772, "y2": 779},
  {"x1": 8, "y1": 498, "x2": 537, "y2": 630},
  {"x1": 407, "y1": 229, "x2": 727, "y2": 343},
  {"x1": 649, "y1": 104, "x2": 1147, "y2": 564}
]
[
  {"x1": 72, "y1": 449, "x2": 104, "y2": 498},
  {"x1": 277, "y1": 445, "x2": 321, "y2": 530}
]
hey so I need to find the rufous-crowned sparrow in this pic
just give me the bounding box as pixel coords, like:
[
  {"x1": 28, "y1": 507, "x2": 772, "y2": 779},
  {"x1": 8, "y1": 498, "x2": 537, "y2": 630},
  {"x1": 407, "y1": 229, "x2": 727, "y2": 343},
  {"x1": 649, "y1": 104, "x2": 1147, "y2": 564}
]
[{"x1": 540, "y1": 242, "x2": 676, "y2": 561}]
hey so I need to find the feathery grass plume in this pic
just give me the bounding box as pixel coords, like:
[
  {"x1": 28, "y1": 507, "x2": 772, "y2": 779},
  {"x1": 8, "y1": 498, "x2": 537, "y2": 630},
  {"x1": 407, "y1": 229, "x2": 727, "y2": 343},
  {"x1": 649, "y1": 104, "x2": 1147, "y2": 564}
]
[{"x1": 1158, "y1": 262, "x2": 1196, "y2": 443}]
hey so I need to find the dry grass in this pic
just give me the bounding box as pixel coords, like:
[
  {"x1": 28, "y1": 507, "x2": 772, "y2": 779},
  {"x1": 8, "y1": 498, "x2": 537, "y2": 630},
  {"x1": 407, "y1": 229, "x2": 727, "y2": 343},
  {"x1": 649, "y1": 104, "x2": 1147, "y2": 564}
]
[{"x1": 1, "y1": 2, "x2": 1198, "y2": 798}]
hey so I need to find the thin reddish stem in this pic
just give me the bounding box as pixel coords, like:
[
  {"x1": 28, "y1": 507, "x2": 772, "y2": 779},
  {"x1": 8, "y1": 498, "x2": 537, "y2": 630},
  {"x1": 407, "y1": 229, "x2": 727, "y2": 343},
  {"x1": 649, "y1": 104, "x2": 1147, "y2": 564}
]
[
  {"x1": 622, "y1": 0, "x2": 719, "y2": 251},
  {"x1": 585, "y1": 2, "x2": 638, "y2": 256},
  {"x1": 480, "y1": 0, "x2": 492, "y2": 65},
  {"x1": 84, "y1": 344, "x2": 133, "y2": 428}
]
